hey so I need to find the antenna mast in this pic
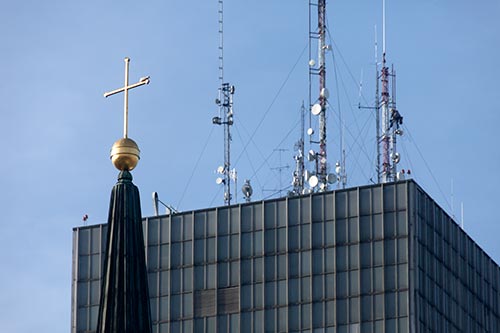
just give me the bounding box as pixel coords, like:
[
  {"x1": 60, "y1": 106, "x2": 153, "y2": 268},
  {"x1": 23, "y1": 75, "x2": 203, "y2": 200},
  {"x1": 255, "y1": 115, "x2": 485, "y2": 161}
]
[
  {"x1": 213, "y1": 0, "x2": 236, "y2": 205},
  {"x1": 379, "y1": 0, "x2": 403, "y2": 182},
  {"x1": 306, "y1": 0, "x2": 335, "y2": 192},
  {"x1": 291, "y1": 102, "x2": 306, "y2": 195}
]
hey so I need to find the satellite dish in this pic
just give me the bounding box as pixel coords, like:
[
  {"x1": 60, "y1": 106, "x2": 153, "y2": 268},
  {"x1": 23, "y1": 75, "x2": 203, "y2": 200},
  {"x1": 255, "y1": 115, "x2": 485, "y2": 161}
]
[
  {"x1": 308, "y1": 175, "x2": 319, "y2": 188},
  {"x1": 307, "y1": 150, "x2": 316, "y2": 161},
  {"x1": 241, "y1": 179, "x2": 253, "y2": 200},
  {"x1": 311, "y1": 103, "x2": 322, "y2": 116},
  {"x1": 320, "y1": 88, "x2": 330, "y2": 99},
  {"x1": 309, "y1": 59, "x2": 316, "y2": 67},
  {"x1": 327, "y1": 173, "x2": 337, "y2": 184},
  {"x1": 395, "y1": 129, "x2": 404, "y2": 136},
  {"x1": 307, "y1": 128, "x2": 314, "y2": 136},
  {"x1": 335, "y1": 162, "x2": 341, "y2": 174},
  {"x1": 217, "y1": 166, "x2": 224, "y2": 174},
  {"x1": 397, "y1": 171, "x2": 406, "y2": 181},
  {"x1": 391, "y1": 152, "x2": 401, "y2": 164},
  {"x1": 216, "y1": 177, "x2": 224, "y2": 185}
]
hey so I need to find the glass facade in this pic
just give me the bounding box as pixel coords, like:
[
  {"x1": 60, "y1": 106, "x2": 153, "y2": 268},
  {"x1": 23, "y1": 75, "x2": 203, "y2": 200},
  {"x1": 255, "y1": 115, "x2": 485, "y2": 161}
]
[{"x1": 71, "y1": 180, "x2": 499, "y2": 332}]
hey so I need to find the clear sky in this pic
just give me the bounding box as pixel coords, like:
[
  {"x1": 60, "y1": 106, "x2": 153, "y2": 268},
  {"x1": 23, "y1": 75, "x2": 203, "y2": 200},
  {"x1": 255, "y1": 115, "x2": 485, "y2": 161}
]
[{"x1": 1, "y1": 1, "x2": 499, "y2": 331}]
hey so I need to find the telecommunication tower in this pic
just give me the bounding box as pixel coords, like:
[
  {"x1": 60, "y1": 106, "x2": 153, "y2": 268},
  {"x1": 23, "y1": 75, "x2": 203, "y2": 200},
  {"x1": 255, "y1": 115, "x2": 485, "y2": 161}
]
[
  {"x1": 291, "y1": 102, "x2": 306, "y2": 195},
  {"x1": 305, "y1": 0, "x2": 337, "y2": 192},
  {"x1": 379, "y1": 0, "x2": 404, "y2": 183},
  {"x1": 213, "y1": 0, "x2": 236, "y2": 205}
]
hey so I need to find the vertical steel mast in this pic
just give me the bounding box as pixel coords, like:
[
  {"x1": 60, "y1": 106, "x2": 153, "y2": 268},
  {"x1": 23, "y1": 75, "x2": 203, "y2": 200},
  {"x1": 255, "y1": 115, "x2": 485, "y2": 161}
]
[
  {"x1": 379, "y1": 0, "x2": 403, "y2": 183},
  {"x1": 291, "y1": 102, "x2": 306, "y2": 195},
  {"x1": 317, "y1": 0, "x2": 328, "y2": 188},
  {"x1": 213, "y1": 0, "x2": 235, "y2": 205}
]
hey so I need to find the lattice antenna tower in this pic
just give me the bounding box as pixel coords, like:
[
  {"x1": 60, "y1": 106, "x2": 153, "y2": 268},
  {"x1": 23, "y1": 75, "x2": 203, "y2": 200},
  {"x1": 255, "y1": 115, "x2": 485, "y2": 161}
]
[
  {"x1": 213, "y1": 0, "x2": 236, "y2": 205},
  {"x1": 379, "y1": 0, "x2": 404, "y2": 183},
  {"x1": 291, "y1": 102, "x2": 306, "y2": 195},
  {"x1": 306, "y1": 0, "x2": 337, "y2": 192}
]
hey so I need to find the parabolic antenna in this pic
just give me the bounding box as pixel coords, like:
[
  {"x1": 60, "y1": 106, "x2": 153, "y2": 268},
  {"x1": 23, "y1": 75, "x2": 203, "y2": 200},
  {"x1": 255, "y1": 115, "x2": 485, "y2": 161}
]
[
  {"x1": 320, "y1": 88, "x2": 329, "y2": 99},
  {"x1": 217, "y1": 166, "x2": 224, "y2": 174},
  {"x1": 327, "y1": 173, "x2": 337, "y2": 184},
  {"x1": 309, "y1": 59, "x2": 316, "y2": 67},
  {"x1": 308, "y1": 175, "x2": 319, "y2": 188},
  {"x1": 391, "y1": 152, "x2": 401, "y2": 164},
  {"x1": 335, "y1": 163, "x2": 341, "y2": 174},
  {"x1": 216, "y1": 177, "x2": 224, "y2": 185},
  {"x1": 307, "y1": 150, "x2": 316, "y2": 161},
  {"x1": 311, "y1": 103, "x2": 322, "y2": 116},
  {"x1": 307, "y1": 128, "x2": 314, "y2": 136}
]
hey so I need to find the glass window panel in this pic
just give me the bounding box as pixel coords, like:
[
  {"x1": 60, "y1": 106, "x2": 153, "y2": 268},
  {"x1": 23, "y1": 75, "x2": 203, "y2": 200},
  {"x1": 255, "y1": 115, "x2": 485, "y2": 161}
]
[
  {"x1": 399, "y1": 290, "x2": 408, "y2": 316},
  {"x1": 398, "y1": 264, "x2": 408, "y2": 289},
  {"x1": 194, "y1": 213, "x2": 205, "y2": 239},
  {"x1": 145, "y1": 221, "x2": 157, "y2": 246},
  {"x1": 313, "y1": 275, "x2": 323, "y2": 300},
  {"x1": 277, "y1": 254, "x2": 287, "y2": 279},
  {"x1": 171, "y1": 216, "x2": 182, "y2": 242},
  {"x1": 207, "y1": 237, "x2": 216, "y2": 262},
  {"x1": 207, "y1": 212, "x2": 217, "y2": 236},
  {"x1": 325, "y1": 221, "x2": 335, "y2": 246},
  {"x1": 183, "y1": 241, "x2": 193, "y2": 265},
  {"x1": 373, "y1": 214, "x2": 383, "y2": 239},
  {"x1": 289, "y1": 252, "x2": 299, "y2": 277},
  {"x1": 171, "y1": 294, "x2": 181, "y2": 320},
  {"x1": 289, "y1": 278, "x2": 299, "y2": 303},
  {"x1": 91, "y1": 228, "x2": 101, "y2": 254},
  {"x1": 78, "y1": 255, "x2": 89, "y2": 280},
  {"x1": 264, "y1": 202, "x2": 276, "y2": 229},
  {"x1": 90, "y1": 280, "x2": 100, "y2": 305},
  {"x1": 350, "y1": 297, "x2": 360, "y2": 323},
  {"x1": 265, "y1": 281, "x2": 276, "y2": 307},
  {"x1": 336, "y1": 218, "x2": 347, "y2": 244},
  {"x1": 349, "y1": 270, "x2": 359, "y2": 295},
  {"x1": 194, "y1": 239, "x2": 204, "y2": 264},
  {"x1": 218, "y1": 209, "x2": 229, "y2": 235},
  {"x1": 207, "y1": 316, "x2": 216, "y2": 333},
  {"x1": 374, "y1": 294, "x2": 384, "y2": 320},
  {"x1": 288, "y1": 226, "x2": 299, "y2": 251},
  {"x1": 218, "y1": 262, "x2": 228, "y2": 288},
  {"x1": 241, "y1": 233, "x2": 251, "y2": 257},
  {"x1": 230, "y1": 261, "x2": 239, "y2": 286},
  {"x1": 254, "y1": 257, "x2": 263, "y2": 282},
  {"x1": 241, "y1": 259, "x2": 251, "y2": 284},
  {"x1": 360, "y1": 242, "x2": 371, "y2": 268},
  {"x1": 361, "y1": 295, "x2": 372, "y2": 321},
  {"x1": 397, "y1": 211, "x2": 407, "y2": 236},
  {"x1": 289, "y1": 305, "x2": 299, "y2": 331},
  {"x1": 230, "y1": 314, "x2": 240, "y2": 332},
  {"x1": 326, "y1": 300, "x2": 335, "y2": 326},
  {"x1": 360, "y1": 216, "x2": 371, "y2": 242},
  {"x1": 265, "y1": 256, "x2": 275, "y2": 281},
  {"x1": 385, "y1": 265, "x2": 396, "y2": 290},
  {"x1": 384, "y1": 239, "x2": 396, "y2": 265},
  {"x1": 325, "y1": 248, "x2": 335, "y2": 273},
  {"x1": 230, "y1": 207, "x2": 240, "y2": 234},
  {"x1": 301, "y1": 251, "x2": 311, "y2": 276},
  {"x1": 312, "y1": 223, "x2": 323, "y2": 248},
  {"x1": 384, "y1": 212, "x2": 396, "y2": 238},
  {"x1": 385, "y1": 292, "x2": 396, "y2": 318},
  {"x1": 77, "y1": 281, "x2": 89, "y2": 306},
  {"x1": 160, "y1": 244, "x2": 169, "y2": 268},
  {"x1": 207, "y1": 264, "x2": 216, "y2": 289},
  {"x1": 230, "y1": 235, "x2": 239, "y2": 259},
  {"x1": 171, "y1": 242, "x2": 181, "y2": 267},
  {"x1": 373, "y1": 241, "x2": 383, "y2": 266},
  {"x1": 184, "y1": 215, "x2": 193, "y2": 240},
  {"x1": 349, "y1": 218, "x2": 359, "y2": 243},
  {"x1": 241, "y1": 285, "x2": 252, "y2": 310},
  {"x1": 301, "y1": 224, "x2": 311, "y2": 249},
  {"x1": 183, "y1": 293, "x2": 193, "y2": 318},
  {"x1": 254, "y1": 283, "x2": 263, "y2": 308},
  {"x1": 264, "y1": 229, "x2": 276, "y2": 253},
  {"x1": 374, "y1": 266, "x2": 384, "y2": 292},
  {"x1": 277, "y1": 228, "x2": 287, "y2": 252},
  {"x1": 183, "y1": 267, "x2": 193, "y2": 292},
  {"x1": 170, "y1": 269, "x2": 180, "y2": 294},
  {"x1": 90, "y1": 254, "x2": 100, "y2": 279},
  {"x1": 398, "y1": 238, "x2": 408, "y2": 263},
  {"x1": 337, "y1": 271, "x2": 348, "y2": 298},
  {"x1": 337, "y1": 298, "x2": 348, "y2": 324},
  {"x1": 278, "y1": 279, "x2": 287, "y2": 305},
  {"x1": 301, "y1": 276, "x2": 311, "y2": 302},
  {"x1": 312, "y1": 302, "x2": 323, "y2": 328},
  {"x1": 337, "y1": 246, "x2": 347, "y2": 271},
  {"x1": 325, "y1": 273, "x2": 335, "y2": 298},
  {"x1": 160, "y1": 296, "x2": 169, "y2": 321},
  {"x1": 301, "y1": 303, "x2": 311, "y2": 329},
  {"x1": 253, "y1": 204, "x2": 263, "y2": 231},
  {"x1": 194, "y1": 266, "x2": 204, "y2": 290},
  {"x1": 312, "y1": 249, "x2": 323, "y2": 275},
  {"x1": 76, "y1": 306, "x2": 88, "y2": 331},
  {"x1": 217, "y1": 235, "x2": 229, "y2": 261},
  {"x1": 253, "y1": 231, "x2": 263, "y2": 256},
  {"x1": 265, "y1": 309, "x2": 275, "y2": 332},
  {"x1": 361, "y1": 268, "x2": 372, "y2": 294},
  {"x1": 349, "y1": 244, "x2": 359, "y2": 270}
]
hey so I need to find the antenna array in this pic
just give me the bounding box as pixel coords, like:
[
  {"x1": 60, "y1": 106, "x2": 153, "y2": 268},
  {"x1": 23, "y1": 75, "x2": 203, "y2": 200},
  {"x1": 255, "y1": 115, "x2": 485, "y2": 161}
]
[{"x1": 213, "y1": 0, "x2": 236, "y2": 205}]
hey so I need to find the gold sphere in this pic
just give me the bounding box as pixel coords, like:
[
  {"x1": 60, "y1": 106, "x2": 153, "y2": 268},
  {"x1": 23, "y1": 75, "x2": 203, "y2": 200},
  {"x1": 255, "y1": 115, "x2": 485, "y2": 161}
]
[{"x1": 110, "y1": 137, "x2": 140, "y2": 171}]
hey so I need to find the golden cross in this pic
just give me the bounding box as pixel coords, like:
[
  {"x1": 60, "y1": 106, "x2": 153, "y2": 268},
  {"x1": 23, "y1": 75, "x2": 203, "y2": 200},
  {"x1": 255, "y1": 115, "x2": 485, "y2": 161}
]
[{"x1": 104, "y1": 57, "x2": 150, "y2": 138}]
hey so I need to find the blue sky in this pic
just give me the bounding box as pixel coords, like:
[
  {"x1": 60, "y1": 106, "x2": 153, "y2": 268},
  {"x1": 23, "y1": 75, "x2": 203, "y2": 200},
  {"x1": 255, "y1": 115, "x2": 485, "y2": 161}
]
[{"x1": 1, "y1": 1, "x2": 499, "y2": 331}]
